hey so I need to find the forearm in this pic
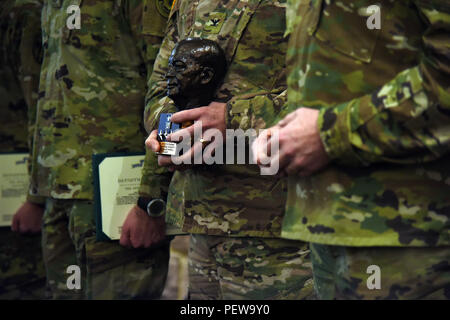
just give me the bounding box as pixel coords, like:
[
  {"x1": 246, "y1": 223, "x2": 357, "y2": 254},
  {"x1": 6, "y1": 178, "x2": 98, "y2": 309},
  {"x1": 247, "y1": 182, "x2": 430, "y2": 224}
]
[
  {"x1": 138, "y1": 148, "x2": 173, "y2": 199},
  {"x1": 318, "y1": 1, "x2": 450, "y2": 166}
]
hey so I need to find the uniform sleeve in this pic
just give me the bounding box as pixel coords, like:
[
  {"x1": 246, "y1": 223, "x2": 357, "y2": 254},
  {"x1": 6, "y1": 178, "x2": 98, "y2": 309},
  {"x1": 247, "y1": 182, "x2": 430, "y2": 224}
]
[
  {"x1": 138, "y1": 149, "x2": 173, "y2": 199},
  {"x1": 125, "y1": 0, "x2": 169, "y2": 79},
  {"x1": 138, "y1": 3, "x2": 178, "y2": 199},
  {"x1": 318, "y1": 0, "x2": 450, "y2": 166},
  {"x1": 16, "y1": 2, "x2": 42, "y2": 151},
  {"x1": 13, "y1": 1, "x2": 46, "y2": 205}
]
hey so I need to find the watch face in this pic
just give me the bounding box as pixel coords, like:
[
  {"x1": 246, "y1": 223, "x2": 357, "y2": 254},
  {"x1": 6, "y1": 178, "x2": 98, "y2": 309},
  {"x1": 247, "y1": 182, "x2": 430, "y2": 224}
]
[{"x1": 147, "y1": 199, "x2": 165, "y2": 217}]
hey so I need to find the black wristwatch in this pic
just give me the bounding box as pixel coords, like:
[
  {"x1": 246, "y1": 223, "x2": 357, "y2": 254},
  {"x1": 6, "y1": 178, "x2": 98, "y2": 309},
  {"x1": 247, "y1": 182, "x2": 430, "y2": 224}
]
[{"x1": 137, "y1": 197, "x2": 166, "y2": 218}]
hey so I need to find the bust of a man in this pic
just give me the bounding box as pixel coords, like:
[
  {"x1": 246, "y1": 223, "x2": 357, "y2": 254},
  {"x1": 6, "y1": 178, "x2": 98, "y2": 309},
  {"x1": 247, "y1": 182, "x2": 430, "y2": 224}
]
[{"x1": 166, "y1": 38, "x2": 227, "y2": 110}]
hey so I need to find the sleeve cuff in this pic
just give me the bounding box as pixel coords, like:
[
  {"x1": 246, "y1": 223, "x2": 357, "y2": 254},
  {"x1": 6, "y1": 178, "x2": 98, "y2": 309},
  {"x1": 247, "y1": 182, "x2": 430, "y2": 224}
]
[
  {"x1": 318, "y1": 101, "x2": 365, "y2": 166},
  {"x1": 144, "y1": 96, "x2": 176, "y2": 133},
  {"x1": 26, "y1": 194, "x2": 46, "y2": 206},
  {"x1": 226, "y1": 99, "x2": 251, "y2": 130},
  {"x1": 226, "y1": 90, "x2": 288, "y2": 130},
  {"x1": 138, "y1": 150, "x2": 172, "y2": 199},
  {"x1": 138, "y1": 174, "x2": 171, "y2": 199}
]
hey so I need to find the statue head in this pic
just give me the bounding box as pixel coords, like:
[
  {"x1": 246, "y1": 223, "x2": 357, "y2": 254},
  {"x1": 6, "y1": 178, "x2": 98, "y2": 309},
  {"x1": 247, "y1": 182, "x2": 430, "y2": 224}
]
[{"x1": 166, "y1": 38, "x2": 227, "y2": 110}]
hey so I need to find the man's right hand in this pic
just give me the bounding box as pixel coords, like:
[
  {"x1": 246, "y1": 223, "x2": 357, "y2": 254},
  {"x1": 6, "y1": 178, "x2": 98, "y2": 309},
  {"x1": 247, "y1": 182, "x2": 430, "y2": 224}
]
[{"x1": 11, "y1": 201, "x2": 44, "y2": 234}]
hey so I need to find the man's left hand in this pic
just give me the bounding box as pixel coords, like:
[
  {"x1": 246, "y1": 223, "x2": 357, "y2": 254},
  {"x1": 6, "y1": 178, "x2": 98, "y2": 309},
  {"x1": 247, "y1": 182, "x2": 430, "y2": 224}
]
[{"x1": 253, "y1": 107, "x2": 330, "y2": 177}]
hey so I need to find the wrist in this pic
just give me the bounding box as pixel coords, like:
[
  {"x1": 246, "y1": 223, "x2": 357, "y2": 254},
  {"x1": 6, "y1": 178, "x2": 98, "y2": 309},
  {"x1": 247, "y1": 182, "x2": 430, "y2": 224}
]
[
  {"x1": 26, "y1": 195, "x2": 46, "y2": 208},
  {"x1": 137, "y1": 196, "x2": 166, "y2": 218}
]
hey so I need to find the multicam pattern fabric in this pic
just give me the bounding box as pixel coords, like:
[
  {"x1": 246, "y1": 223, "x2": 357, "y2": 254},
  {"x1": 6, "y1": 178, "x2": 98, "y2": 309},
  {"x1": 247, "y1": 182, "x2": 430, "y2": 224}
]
[
  {"x1": 281, "y1": 0, "x2": 450, "y2": 247},
  {"x1": 188, "y1": 234, "x2": 314, "y2": 300},
  {"x1": 28, "y1": 0, "x2": 172, "y2": 300},
  {"x1": 42, "y1": 199, "x2": 170, "y2": 299},
  {"x1": 310, "y1": 243, "x2": 450, "y2": 299},
  {"x1": 30, "y1": 0, "x2": 168, "y2": 200},
  {"x1": 140, "y1": 0, "x2": 291, "y2": 238},
  {"x1": 0, "y1": 229, "x2": 47, "y2": 300}
]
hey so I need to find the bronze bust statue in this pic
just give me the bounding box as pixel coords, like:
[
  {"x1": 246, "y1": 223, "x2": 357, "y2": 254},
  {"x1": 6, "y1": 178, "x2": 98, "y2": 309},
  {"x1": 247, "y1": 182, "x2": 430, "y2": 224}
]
[
  {"x1": 166, "y1": 38, "x2": 227, "y2": 110},
  {"x1": 157, "y1": 38, "x2": 227, "y2": 155}
]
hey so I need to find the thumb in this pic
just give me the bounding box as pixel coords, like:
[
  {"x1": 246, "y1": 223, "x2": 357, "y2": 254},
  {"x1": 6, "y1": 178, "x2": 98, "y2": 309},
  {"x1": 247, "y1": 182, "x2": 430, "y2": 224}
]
[
  {"x1": 119, "y1": 223, "x2": 131, "y2": 247},
  {"x1": 146, "y1": 130, "x2": 160, "y2": 152}
]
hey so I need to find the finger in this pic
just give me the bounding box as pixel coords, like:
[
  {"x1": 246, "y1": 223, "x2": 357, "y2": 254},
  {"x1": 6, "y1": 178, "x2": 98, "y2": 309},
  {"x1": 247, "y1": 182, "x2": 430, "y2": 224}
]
[
  {"x1": 252, "y1": 130, "x2": 269, "y2": 164},
  {"x1": 256, "y1": 129, "x2": 279, "y2": 166},
  {"x1": 284, "y1": 156, "x2": 304, "y2": 175},
  {"x1": 251, "y1": 137, "x2": 260, "y2": 165},
  {"x1": 262, "y1": 147, "x2": 292, "y2": 175},
  {"x1": 277, "y1": 147, "x2": 295, "y2": 171},
  {"x1": 119, "y1": 227, "x2": 131, "y2": 247},
  {"x1": 251, "y1": 132, "x2": 267, "y2": 165},
  {"x1": 170, "y1": 107, "x2": 205, "y2": 124},
  {"x1": 145, "y1": 130, "x2": 160, "y2": 152},
  {"x1": 130, "y1": 230, "x2": 143, "y2": 249},
  {"x1": 259, "y1": 152, "x2": 283, "y2": 175},
  {"x1": 19, "y1": 221, "x2": 29, "y2": 234}
]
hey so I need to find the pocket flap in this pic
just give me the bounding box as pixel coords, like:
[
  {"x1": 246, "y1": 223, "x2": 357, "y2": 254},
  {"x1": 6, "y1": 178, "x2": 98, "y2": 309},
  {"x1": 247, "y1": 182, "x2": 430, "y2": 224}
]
[{"x1": 313, "y1": 1, "x2": 381, "y2": 63}]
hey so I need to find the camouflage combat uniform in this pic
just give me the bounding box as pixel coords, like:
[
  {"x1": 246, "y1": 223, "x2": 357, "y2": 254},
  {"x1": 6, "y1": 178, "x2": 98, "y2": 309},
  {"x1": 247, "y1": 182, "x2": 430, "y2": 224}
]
[
  {"x1": 140, "y1": 0, "x2": 314, "y2": 299},
  {"x1": 0, "y1": 0, "x2": 47, "y2": 300},
  {"x1": 30, "y1": 0, "x2": 172, "y2": 299},
  {"x1": 282, "y1": 0, "x2": 450, "y2": 299}
]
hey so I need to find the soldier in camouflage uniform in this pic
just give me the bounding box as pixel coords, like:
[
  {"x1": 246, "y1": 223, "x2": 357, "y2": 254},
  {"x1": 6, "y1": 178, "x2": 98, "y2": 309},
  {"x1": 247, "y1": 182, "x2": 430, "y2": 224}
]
[
  {"x1": 143, "y1": 0, "x2": 314, "y2": 299},
  {"x1": 24, "y1": 0, "x2": 172, "y2": 299},
  {"x1": 0, "y1": 0, "x2": 47, "y2": 300},
  {"x1": 254, "y1": 0, "x2": 450, "y2": 299}
]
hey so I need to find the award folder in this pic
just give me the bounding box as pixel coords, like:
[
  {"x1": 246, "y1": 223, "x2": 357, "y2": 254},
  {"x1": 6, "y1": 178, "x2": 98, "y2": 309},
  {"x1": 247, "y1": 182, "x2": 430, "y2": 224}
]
[
  {"x1": 93, "y1": 152, "x2": 186, "y2": 241},
  {"x1": 0, "y1": 153, "x2": 29, "y2": 227}
]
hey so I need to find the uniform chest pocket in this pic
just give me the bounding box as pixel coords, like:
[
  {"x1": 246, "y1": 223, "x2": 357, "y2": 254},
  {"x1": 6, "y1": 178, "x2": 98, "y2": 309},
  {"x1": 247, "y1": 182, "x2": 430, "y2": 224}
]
[
  {"x1": 311, "y1": 0, "x2": 381, "y2": 63},
  {"x1": 63, "y1": 0, "x2": 124, "y2": 48},
  {"x1": 189, "y1": 0, "x2": 263, "y2": 63}
]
